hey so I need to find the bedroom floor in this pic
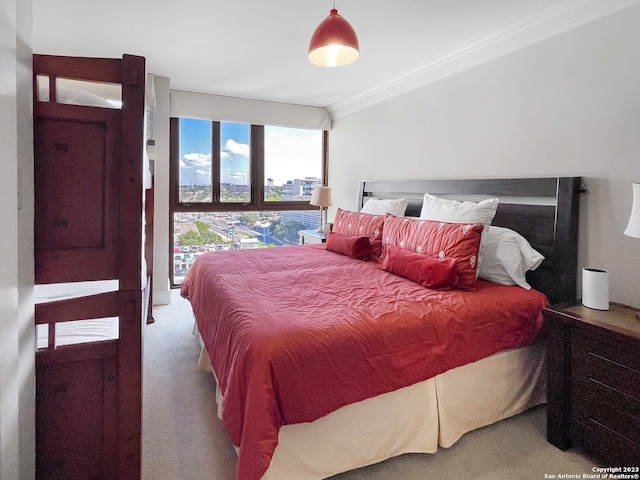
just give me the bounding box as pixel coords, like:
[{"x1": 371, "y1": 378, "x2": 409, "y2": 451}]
[{"x1": 142, "y1": 289, "x2": 597, "y2": 480}]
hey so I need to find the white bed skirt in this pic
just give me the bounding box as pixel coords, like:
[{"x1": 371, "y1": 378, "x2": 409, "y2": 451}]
[{"x1": 195, "y1": 331, "x2": 546, "y2": 480}]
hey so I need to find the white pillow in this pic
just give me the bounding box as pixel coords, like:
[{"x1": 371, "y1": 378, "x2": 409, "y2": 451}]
[
  {"x1": 419, "y1": 193, "x2": 499, "y2": 227},
  {"x1": 361, "y1": 197, "x2": 409, "y2": 217},
  {"x1": 478, "y1": 226, "x2": 544, "y2": 289}
]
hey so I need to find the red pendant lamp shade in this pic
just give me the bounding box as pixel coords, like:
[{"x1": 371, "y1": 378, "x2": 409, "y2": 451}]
[{"x1": 308, "y1": 8, "x2": 359, "y2": 67}]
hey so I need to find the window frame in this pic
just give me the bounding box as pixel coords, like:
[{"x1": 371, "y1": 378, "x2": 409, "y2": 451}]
[{"x1": 170, "y1": 118, "x2": 328, "y2": 213}]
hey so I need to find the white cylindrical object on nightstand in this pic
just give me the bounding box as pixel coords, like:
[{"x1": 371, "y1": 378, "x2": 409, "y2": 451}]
[{"x1": 582, "y1": 268, "x2": 609, "y2": 310}]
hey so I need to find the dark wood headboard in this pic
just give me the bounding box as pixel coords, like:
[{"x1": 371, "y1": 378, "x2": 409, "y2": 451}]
[{"x1": 358, "y1": 177, "x2": 582, "y2": 304}]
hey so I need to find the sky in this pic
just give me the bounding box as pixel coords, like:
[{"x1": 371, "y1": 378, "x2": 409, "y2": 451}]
[{"x1": 178, "y1": 118, "x2": 322, "y2": 187}]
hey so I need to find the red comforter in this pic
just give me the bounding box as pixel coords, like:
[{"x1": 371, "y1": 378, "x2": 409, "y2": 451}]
[{"x1": 181, "y1": 244, "x2": 548, "y2": 480}]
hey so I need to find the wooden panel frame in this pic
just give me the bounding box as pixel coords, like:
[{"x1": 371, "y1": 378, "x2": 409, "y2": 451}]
[
  {"x1": 35, "y1": 350, "x2": 119, "y2": 480},
  {"x1": 358, "y1": 177, "x2": 582, "y2": 304},
  {"x1": 34, "y1": 105, "x2": 121, "y2": 284},
  {"x1": 33, "y1": 53, "x2": 147, "y2": 480}
]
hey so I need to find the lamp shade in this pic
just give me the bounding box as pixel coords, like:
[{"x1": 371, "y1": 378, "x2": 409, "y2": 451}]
[
  {"x1": 308, "y1": 9, "x2": 359, "y2": 67},
  {"x1": 310, "y1": 186, "x2": 332, "y2": 208},
  {"x1": 624, "y1": 182, "x2": 640, "y2": 238}
]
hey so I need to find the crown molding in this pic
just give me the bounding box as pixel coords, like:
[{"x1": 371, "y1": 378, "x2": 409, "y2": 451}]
[{"x1": 328, "y1": 0, "x2": 640, "y2": 120}]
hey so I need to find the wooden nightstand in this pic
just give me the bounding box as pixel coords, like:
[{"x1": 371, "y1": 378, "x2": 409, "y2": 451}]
[
  {"x1": 299, "y1": 229, "x2": 327, "y2": 245},
  {"x1": 544, "y1": 302, "x2": 640, "y2": 465}
]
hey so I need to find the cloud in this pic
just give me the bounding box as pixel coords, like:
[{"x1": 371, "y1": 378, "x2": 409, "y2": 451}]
[
  {"x1": 179, "y1": 153, "x2": 212, "y2": 186},
  {"x1": 264, "y1": 127, "x2": 322, "y2": 185},
  {"x1": 266, "y1": 129, "x2": 286, "y2": 139},
  {"x1": 181, "y1": 152, "x2": 211, "y2": 167},
  {"x1": 223, "y1": 139, "x2": 249, "y2": 157}
]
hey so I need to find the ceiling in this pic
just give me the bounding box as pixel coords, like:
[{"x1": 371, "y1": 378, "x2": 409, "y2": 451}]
[{"x1": 32, "y1": 0, "x2": 638, "y2": 116}]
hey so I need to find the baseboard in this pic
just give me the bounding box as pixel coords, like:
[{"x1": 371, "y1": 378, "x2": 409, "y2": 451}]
[{"x1": 153, "y1": 289, "x2": 171, "y2": 305}]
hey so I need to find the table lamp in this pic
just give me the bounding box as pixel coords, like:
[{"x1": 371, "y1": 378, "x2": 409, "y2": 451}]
[
  {"x1": 624, "y1": 183, "x2": 640, "y2": 319},
  {"x1": 624, "y1": 183, "x2": 640, "y2": 239},
  {"x1": 310, "y1": 186, "x2": 332, "y2": 233}
]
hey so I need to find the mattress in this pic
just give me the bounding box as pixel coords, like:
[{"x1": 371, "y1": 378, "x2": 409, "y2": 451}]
[{"x1": 34, "y1": 280, "x2": 119, "y2": 303}]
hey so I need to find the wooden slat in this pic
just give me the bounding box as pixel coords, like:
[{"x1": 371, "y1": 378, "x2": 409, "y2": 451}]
[
  {"x1": 35, "y1": 291, "x2": 120, "y2": 324},
  {"x1": 493, "y1": 204, "x2": 556, "y2": 247},
  {"x1": 48, "y1": 324, "x2": 55, "y2": 350},
  {"x1": 118, "y1": 54, "x2": 145, "y2": 292},
  {"x1": 115, "y1": 54, "x2": 146, "y2": 480},
  {"x1": 361, "y1": 177, "x2": 560, "y2": 198},
  {"x1": 117, "y1": 289, "x2": 144, "y2": 480},
  {"x1": 552, "y1": 177, "x2": 581, "y2": 302},
  {"x1": 33, "y1": 54, "x2": 122, "y2": 84},
  {"x1": 33, "y1": 100, "x2": 121, "y2": 119},
  {"x1": 36, "y1": 339, "x2": 118, "y2": 365},
  {"x1": 103, "y1": 357, "x2": 119, "y2": 480}
]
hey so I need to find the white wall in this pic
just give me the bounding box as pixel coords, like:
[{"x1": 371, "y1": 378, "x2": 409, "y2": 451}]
[
  {"x1": 152, "y1": 76, "x2": 171, "y2": 305},
  {"x1": 0, "y1": 0, "x2": 35, "y2": 478},
  {"x1": 329, "y1": 6, "x2": 640, "y2": 308}
]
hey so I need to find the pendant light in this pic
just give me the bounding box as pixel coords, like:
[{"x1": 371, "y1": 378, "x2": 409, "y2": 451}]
[{"x1": 308, "y1": 1, "x2": 359, "y2": 67}]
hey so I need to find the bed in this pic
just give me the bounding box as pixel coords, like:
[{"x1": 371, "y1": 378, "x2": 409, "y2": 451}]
[
  {"x1": 33, "y1": 53, "x2": 152, "y2": 480},
  {"x1": 181, "y1": 176, "x2": 581, "y2": 480}
]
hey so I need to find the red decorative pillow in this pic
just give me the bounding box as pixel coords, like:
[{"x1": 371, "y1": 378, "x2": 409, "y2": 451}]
[
  {"x1": 326, "y1": 232, "x2": 371, "y2": 260},
  {"x1": 382, "y1": 245, "x2": 457, "y2": 290},
  {"x1": 382, "y1": 215, "x2": 484, "y2": 291},
  {"x1": 333, "y1": 208, "x2": 385, "y2": 259}
]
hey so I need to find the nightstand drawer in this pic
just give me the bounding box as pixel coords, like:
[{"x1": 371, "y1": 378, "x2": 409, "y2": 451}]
[
  {"x1": 571, "y1": 386, "x2": 640, "y2": 445},
  {"x1": 571, "y1": 417, "x2": 640, "y2": 465},
  {"x1": 571, "y1": 333, "x2": 640, "y2": 401}
]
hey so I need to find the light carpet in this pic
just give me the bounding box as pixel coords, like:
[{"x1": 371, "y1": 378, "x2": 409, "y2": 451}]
[{"x1": 142, "y1": 289, "x2": 596, "y2": 480}]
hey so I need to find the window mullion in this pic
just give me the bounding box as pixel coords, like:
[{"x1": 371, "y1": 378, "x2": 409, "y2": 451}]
[
  {"x1": 212, "y1": 121, "x2": 221, "y2": 204},
  {"x1": 169, "y1": 118, "x2": 180, "y2": 207},
  {"x1": 252, "y1": 125, "x2": 264, "y2": 209},
  {"x1": 323, "y1": 130, "x2": 329, "y2": 186}
]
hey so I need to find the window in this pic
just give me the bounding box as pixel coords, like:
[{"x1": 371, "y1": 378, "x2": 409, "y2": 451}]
[
  {"x1": 178, "y1": 118, "x2": 212, "y2": 202},
  {"x1": 264, "y1": 126, "x2": 323, "y2": 202},
  {"x1": 170, "y1": 118, "x2": 327, "y2": 285},
  {"x1": 221, "y1": 122, "x2": 251, "y2": 203}
]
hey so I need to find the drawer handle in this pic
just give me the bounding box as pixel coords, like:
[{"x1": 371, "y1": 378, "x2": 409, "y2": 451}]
[
  {"x1": 589, "y1": 418, "x2": 640, "y2": 448},
  {"x1": 587, "y1": 351, "x2": 640, "y2": 374},
  {"x1": 587, "y1": 377, "x2": 639, "y2": 402}
]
